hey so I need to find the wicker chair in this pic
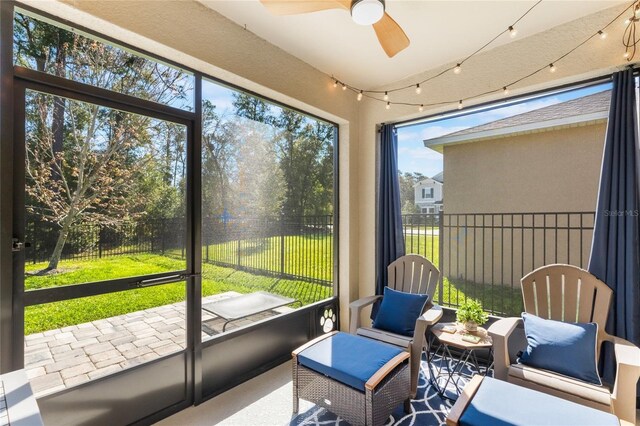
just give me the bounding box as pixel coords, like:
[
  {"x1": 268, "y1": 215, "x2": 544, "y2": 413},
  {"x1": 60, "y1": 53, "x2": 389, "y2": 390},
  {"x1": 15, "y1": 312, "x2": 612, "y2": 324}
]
[
  {"x1": 488, "y1": 264, "x2": 640, "y2": 425},
  {"x1": 349, "y1": 254, "x2": 443, "y2": 398}
]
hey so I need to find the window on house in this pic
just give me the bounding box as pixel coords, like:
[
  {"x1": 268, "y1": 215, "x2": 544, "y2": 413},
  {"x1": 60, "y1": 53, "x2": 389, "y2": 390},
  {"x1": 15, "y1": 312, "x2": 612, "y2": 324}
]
[{"x1": 423, "y1": 188, "x2": 434, "y2": 198}]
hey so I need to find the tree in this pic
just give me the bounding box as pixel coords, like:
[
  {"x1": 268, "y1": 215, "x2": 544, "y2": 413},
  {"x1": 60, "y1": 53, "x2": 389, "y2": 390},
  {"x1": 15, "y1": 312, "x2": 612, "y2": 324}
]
[
  {"x1": 17, "y1": 14, "x2": 191, "y2": 271},
  {"x1": 398, "y1": 171, "x2": 426, "y2": 214}
]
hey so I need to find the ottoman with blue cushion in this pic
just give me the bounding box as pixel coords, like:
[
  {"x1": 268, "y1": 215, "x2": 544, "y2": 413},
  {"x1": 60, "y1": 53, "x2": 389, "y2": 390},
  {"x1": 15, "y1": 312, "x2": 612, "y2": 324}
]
[
  {"x1": 292, "y1": 331, "x2": 411, "y2": 426},
  {"x1": 446, "y1": 376, "x2": 621, "y2": 426}
]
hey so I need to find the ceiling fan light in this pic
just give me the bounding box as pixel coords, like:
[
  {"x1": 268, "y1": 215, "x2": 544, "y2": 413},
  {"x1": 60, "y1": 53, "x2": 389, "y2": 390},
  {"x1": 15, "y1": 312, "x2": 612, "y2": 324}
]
[{"x1": 351, "y1": 0, "x2": 385, "y2": 26}]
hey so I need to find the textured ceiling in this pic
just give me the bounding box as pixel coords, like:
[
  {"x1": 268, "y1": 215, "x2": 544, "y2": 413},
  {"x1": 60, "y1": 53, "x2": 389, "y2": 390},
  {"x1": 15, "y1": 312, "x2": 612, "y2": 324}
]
[{"x1": 199, "y1": 0, "x2": 625, "y2": 89}]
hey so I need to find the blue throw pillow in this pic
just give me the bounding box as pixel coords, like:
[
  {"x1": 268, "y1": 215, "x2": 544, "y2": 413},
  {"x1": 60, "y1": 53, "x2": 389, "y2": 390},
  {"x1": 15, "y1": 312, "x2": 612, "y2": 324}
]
[
  {"x1": 372, "y1": 287, "x2": 428, "y2": 337},
  {"x1": 518, "y1": 313, "x2": 602, "y2": 386}
]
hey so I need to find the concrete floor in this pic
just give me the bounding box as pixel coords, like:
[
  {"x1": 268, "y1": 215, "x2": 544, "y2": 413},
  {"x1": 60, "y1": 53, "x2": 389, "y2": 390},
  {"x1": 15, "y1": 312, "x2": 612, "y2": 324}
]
[{"x1": 156, "y1": 361, "x2": 313, "y2": 426}]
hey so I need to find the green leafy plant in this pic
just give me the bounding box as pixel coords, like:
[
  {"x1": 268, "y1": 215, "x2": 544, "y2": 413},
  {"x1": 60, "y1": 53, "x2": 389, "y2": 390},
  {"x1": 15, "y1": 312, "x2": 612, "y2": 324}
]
[{"x1": 456, "y1": 299, "x2": 489, "y2": 326}]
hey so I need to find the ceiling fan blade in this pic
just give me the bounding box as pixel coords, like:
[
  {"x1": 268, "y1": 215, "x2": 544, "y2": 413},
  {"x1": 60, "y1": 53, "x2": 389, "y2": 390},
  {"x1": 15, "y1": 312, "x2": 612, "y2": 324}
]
[
  {"x1": 259, "y1": 0, "x2": 349, "y2": 15},
  {"x1": 372, "y1": 12, "x2": 410, "y2": 58}
]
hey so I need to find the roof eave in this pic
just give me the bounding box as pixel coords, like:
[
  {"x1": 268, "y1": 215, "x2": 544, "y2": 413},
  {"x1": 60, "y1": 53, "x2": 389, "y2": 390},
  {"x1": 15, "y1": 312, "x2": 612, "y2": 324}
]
[{"x1": 423, "y1": 111, "x2": 608, "y2": 153}]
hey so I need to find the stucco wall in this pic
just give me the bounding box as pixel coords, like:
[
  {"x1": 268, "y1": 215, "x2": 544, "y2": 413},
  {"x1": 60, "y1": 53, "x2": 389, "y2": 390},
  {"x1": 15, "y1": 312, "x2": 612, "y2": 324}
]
[
  {"x1": 439, "y1": 123, "x2": 604, "y2": 292},
  {"x1": 443, "y1": 122, "x2": 606, "y2": 213}
]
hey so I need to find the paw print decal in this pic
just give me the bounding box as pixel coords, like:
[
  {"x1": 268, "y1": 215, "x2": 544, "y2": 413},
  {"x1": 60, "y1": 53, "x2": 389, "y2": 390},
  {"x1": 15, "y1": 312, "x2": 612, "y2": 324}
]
[{"x1": 320, "y1": 308, "x2": 336, "y2": 332}]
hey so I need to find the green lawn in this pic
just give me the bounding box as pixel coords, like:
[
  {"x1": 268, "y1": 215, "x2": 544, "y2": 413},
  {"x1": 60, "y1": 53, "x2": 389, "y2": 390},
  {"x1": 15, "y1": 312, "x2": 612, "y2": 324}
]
[
  {"x1": 24, "y1": 253, "x2": 331, "y2": 334},
  {"x1": 402, "y1": 234, "x2": 523, "y2": 316},
  {"x1": 23, "y1": 232, "x2": 523, "y2": 334}
]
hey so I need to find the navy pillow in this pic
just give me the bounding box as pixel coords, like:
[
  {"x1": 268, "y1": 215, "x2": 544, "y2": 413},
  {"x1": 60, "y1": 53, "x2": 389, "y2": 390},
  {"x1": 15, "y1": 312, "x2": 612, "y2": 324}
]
[
  {"x1": 372, "y1": 287, "x2": 428, "y2": 337},
  {"x1": 518, "y1": 313, "x2": 602, "y2": 386}
]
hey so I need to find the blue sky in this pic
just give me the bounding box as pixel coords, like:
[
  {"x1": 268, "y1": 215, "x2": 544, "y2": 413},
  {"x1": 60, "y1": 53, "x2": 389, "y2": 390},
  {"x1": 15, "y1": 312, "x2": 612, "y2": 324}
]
[{"x1": 397, "y1": 83, "x2": 611, "y2": 178}]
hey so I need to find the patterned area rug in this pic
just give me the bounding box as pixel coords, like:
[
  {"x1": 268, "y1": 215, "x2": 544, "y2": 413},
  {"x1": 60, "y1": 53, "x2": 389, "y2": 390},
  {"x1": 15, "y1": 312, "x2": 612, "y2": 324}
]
[{"x1": 289, "y1": 353, "x2": 491, "y2": 426}]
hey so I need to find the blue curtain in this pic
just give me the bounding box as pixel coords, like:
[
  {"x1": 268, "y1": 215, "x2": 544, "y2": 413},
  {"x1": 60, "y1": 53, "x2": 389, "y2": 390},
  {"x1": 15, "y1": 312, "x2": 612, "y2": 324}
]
[
  {"x1": 588, "y1": 69, "x2": 640, "y2": 384},
  {"x1": 376, "y1": 124, "x2": 405, "y2": 298}
]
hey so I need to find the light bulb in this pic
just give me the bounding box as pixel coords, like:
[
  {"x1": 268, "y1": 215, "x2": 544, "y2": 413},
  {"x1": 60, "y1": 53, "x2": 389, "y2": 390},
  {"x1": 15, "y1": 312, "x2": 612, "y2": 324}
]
[
  {"x1": 503, "y1": 87, "x2": 509, "y2": 96},
  {"x1": 415, "y1": 84, "x2": 422, "y2": 95},
  {"x1": 549, "y1": 63, "x2": 556, "y2": 73},
  {"x1": 625, "y1": 17, "x2": 631, "y2": 25},
  {"x1": 509, "y1": 26, "x2": 517, "y2": 38},
  {"x1": 333, "y1": 80, "x2": 338, "y2": 88},
  {"x1": 386, "y1": 102, "x2": 391, "y2": 110},
  {"x1": 624, "y1": 51, "x2": 631, "y2": 59},
  {"x1": 342, "y1": 84, "x2": 347, "y2": 91},
  {"x1": 383, "y1": 91, "x2": 389, "y2": 101},
  {"x1": 457, "y1": 100, "x2": 463, "y2": 110},
  {"x1": 598, "y1": 30, "x2": 607, "y2": 40},
  {"x1": 357, "y1": 91, "x2": 363, "y2": 101},
  {"x1": 419, "y1": 104, "x2": 424, "y2": 112},
  {"x1": 454, "y1": 64, "x2": 462, "y2": 74}
]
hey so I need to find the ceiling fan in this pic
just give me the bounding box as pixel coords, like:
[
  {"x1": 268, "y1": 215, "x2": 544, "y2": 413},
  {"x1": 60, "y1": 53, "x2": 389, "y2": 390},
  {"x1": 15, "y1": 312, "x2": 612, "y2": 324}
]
[{"x1": 259, "y1": 0, "x2": 410, "y2": 58}]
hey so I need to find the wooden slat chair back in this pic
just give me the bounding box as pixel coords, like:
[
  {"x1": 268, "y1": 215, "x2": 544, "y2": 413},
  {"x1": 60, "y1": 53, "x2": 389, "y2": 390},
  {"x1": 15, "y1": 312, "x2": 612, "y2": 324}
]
[
  {"x1": 387, "y1": 254, "x2": 439, "y2": 309},
  {"x1": 521, "y1": 264, "x2": 612, "y2": 356}
]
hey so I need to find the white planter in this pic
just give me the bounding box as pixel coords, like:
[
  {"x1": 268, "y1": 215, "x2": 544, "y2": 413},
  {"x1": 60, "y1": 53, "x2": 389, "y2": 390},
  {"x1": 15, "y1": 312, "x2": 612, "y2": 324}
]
[{"x1": 464, "y1": 321, "x2": 478, "y2": 332}]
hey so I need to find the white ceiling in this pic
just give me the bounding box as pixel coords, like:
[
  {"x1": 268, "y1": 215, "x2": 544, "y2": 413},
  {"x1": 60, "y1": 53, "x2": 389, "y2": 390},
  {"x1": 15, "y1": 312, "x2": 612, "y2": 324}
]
[{"x1": 198, "y1": 0, "x2": 625, "y2": 89}]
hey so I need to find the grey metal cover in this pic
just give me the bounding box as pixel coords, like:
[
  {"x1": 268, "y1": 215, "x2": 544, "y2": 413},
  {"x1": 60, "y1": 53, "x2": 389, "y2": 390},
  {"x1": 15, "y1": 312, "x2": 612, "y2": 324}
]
[{"x1": 202, "y1": 291, "x2": 295, "y2": 321}]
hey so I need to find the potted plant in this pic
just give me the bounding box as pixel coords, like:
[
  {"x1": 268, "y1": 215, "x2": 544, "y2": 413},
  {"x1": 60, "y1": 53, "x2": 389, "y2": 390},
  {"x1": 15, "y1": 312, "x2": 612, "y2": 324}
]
[{"x1": 456, "y1": 300, "x2": 489, "y2": 332}]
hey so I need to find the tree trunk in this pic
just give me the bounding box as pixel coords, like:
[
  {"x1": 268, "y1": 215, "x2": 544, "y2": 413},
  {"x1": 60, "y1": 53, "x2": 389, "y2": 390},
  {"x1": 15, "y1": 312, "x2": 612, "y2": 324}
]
[{"x1": 46, "y1": 213, "x2": 74, "y2": 271}]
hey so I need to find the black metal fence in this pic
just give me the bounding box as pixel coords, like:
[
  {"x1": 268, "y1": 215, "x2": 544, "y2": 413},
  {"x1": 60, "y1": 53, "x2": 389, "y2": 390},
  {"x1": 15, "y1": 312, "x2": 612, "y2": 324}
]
[
  {"x1": 25, "y1": 215, "x2": 333, "y2": 286},
  {"x1": 402, "y1": 212, "x2": 595, "y2": 317}
]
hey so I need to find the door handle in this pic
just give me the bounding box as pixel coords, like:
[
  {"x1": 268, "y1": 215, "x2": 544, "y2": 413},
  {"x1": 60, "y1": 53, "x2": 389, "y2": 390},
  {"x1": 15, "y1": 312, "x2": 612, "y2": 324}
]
[{"x1": 12, "y1": 238, "x2": 30, "y2": 252}]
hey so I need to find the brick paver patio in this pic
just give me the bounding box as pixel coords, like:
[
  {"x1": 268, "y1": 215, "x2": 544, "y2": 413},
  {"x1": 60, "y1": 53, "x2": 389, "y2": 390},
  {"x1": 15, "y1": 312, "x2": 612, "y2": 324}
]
[{"x1": 24, "y1": 291, "x2": 293, "y2": 397}]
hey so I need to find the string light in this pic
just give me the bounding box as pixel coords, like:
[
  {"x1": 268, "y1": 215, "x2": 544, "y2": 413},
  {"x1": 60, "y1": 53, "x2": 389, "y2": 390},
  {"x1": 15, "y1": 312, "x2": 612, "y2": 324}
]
[
  {"x1": 623, "y1": 7, "x2": 638, "y2": 61},
  {"x1": 415, "y1": 84, "x2": 422, "y2": 94},
  {"x1": 357, "y1": 90, "x2": 363, "y2": 101},
  {"x1": 330, "y1": 0, "x2": 635, "y2": 112},
  {"x1": 509, "y1": 26, "x2": 518, "y2": 38},
  {"x1": 625, "y1": 17, "x2": 632, "y2": 25}
]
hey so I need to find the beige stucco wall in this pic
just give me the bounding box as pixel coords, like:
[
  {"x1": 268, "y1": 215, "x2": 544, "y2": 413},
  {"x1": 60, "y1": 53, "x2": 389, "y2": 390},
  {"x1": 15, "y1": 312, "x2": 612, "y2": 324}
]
[
  {"x1": 439, "y1": 123, "x2": 605, "y2": 292},
  {"x1": 443, "y1": 122, "x2": 606, "y2": 213}
]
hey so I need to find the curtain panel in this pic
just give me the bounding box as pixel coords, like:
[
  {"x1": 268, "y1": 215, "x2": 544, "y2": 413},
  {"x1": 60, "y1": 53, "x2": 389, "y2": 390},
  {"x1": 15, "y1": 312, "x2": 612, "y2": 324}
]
[
  {"x1": 376, "y1": 124, "x2": 405, "y2": 299},
  {"x1": 588, "y1": 69, "x2": 640, "y2": 384}
]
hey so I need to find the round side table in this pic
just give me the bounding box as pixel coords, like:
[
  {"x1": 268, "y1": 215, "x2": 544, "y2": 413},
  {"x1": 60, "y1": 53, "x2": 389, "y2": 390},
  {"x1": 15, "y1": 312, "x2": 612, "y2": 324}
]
[{"x1": 427, "y1": 322, "x2": 493, "y2": 401}]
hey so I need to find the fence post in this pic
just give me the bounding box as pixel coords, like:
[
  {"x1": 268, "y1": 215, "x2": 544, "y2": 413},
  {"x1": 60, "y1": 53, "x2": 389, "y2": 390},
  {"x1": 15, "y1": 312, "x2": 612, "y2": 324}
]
[
  {"x1": 438, "y1": 211, "x2": 444, "y2": 306},
  {"x1": 98, "y1": 225, "x2": 103, "y2": 259},
  {"x1": 161, "y1": 222, "x2": 166, "y2": 255},
  {"x1": 236, "y1": 220, "x2": 241, "y2": 267},
  {"x1": 280, "y1": 215, "x2": 286, "y2": 277}
]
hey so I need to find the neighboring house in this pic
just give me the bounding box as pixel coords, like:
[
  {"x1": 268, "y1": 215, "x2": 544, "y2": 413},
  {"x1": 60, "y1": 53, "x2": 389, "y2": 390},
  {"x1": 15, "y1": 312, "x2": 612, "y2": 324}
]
[
  {"x1": 424, "y1": 90, "x2": 609, "y2": 214},
  {"x1": 423, "y1": 91, "x2": 610, "y2": 288},
  {"x1": 413, "y1": 174, "x2": 443, "y2": 213}
]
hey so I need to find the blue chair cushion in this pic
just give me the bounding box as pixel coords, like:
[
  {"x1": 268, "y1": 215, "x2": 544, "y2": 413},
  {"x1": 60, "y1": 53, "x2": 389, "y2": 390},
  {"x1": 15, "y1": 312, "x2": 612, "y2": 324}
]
[
  {"x1": 372, "y1": 287, "x2": 428, "y2": 337},
  {"x1": 460, "y1": 377, "x2": 618, "y2": 426},
  {"x1": 518, "y1": 313, "x2": 602, "y2": 386},
  {"x1": 297, "y1": 332, "x2": 404, "y2": 391}
]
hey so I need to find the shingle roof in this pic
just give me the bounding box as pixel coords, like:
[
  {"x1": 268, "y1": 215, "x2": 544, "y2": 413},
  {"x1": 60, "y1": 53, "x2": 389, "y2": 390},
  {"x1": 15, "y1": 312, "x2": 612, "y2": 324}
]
[
  {"x1": 424, "y1": 90, "x2": 610, "y2": 143},
  {"x1": 431, "y1": 171, "x2": 444, "y2": 183}
]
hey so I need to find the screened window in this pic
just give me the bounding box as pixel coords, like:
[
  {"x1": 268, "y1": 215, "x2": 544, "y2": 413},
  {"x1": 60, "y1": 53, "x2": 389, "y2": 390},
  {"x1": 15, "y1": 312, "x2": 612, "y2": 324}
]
[
  {"x1": 199, "y1": 79, "x2": 335, "y2": 335},
  {"x1": 13, "y1": 10, "x2": 194, "y2": 110}
]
